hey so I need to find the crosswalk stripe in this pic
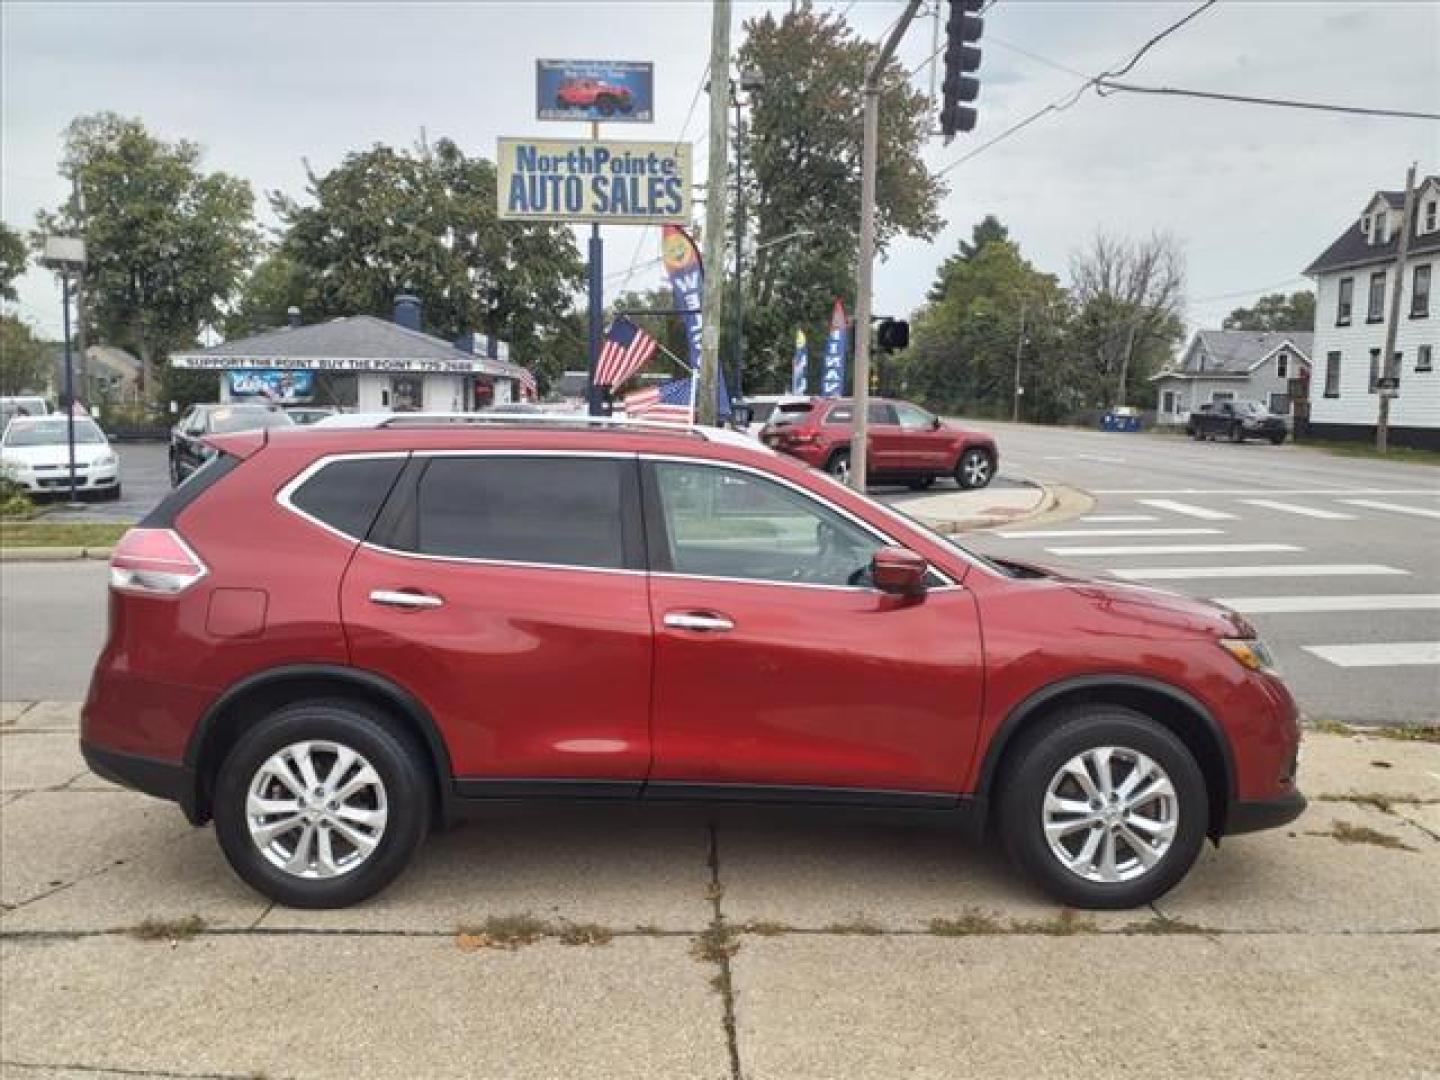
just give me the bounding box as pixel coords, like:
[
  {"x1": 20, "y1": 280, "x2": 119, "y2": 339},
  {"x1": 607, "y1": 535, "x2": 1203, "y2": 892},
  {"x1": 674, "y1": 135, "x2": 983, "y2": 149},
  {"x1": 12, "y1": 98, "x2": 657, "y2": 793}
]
[
  {"x1": 1213, "y1": 594, "x2": 1440, "y2": 614},
  {"x1": 1303, "y1": 642, "x2": 1440, "y2": 668},
  {"x1": 1079, "y1": 514, "x2": 1159, "y2": 523},
  {"x1": 1136, "y1": 499, "x2": 1237, "y2": 520},
  {"x1": 1340, "y1": 499, "x2": 1440, "y2": 521},
  {"x1": 1108, "y1": 564, "x2": 1408, "y2": 581},
  {"x1": 999, "y1": 527, "x2": 1222, "y2": 539},
  {"x1": 1092, "y1": 488, "x2": 1439, "y2": 495},
  {"x1": 1240, "y1": 499, "x2": 1356, "y2": 520},
  {"x1": 1046, "y1": 542, "x2": 1299, "y2": 557}
]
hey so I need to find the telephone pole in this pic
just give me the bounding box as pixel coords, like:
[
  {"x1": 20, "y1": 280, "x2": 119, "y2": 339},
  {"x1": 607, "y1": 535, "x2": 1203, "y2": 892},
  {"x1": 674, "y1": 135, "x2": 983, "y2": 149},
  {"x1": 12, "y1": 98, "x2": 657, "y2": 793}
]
[
  {"x1": 1376, "y1": 162, "x2": 1416, "y2": 454},
  {"x1": 696, "y1": 0, "x2": 732, "y2": 426},
  {"x1": 851, "y1": 0, "x2": 923, "y2": 489}
]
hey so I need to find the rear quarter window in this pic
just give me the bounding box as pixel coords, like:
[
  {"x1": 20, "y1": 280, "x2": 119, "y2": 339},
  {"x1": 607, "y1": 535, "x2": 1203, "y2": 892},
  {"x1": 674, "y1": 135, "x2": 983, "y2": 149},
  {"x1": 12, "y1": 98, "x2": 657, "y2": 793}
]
[{"x1": 287, "y1": 457, "x2": 408, "y2": 540}]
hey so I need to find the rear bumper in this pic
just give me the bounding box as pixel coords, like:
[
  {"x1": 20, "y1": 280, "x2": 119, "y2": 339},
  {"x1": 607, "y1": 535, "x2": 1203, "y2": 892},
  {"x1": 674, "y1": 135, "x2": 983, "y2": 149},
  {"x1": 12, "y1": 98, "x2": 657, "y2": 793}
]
[
  {"x1": 81, "y1": 740, "x2": 202, "y2": 824},
  {"x1": 1225, "y1": 789, "x2": 1307, "y2": 835}
]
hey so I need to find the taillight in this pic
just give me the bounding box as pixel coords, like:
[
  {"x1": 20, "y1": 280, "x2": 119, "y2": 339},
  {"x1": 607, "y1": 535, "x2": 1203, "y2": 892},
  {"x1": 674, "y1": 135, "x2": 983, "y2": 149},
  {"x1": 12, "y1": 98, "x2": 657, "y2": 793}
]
[{"x1": 109, "y1": 528, "x2": 208, "y2": 595}]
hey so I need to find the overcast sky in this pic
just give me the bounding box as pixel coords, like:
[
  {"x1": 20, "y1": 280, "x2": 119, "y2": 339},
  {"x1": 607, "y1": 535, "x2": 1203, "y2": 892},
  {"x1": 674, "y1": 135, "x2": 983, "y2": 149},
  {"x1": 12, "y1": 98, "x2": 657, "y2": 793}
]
[{"x1": 3, "y1": 0, "x2": 1437, "y2": 348}]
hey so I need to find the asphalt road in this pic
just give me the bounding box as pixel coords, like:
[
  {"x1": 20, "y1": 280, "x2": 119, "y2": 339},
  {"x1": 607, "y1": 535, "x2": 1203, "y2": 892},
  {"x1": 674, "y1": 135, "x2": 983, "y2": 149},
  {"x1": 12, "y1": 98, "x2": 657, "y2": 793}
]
[
  {"x1": 956, "y1": 420, "x2": 1440, "y2": 725},
  {"x1": 2, "y1": 426, "x2": 1436, "y2": 723}
]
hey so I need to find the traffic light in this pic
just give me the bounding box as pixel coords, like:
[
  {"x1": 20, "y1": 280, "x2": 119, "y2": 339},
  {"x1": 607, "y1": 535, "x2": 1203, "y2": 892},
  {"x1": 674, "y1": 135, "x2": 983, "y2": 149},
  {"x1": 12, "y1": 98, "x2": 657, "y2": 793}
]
[
  {"x1": 941, "y1": 0, "x2": 984, "y2": 144},
  {"x1": 875, "y1": 318, "x2": 910, "y2": 352}
]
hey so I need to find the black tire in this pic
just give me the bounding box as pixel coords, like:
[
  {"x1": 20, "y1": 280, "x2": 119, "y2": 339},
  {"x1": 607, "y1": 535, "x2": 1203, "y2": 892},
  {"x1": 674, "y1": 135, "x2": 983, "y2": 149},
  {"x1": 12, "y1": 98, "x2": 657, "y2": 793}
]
[
  {"x1": 1188, "y1": 425, "x2": 1202, "y2": 440},
  {"x1": 213, "y1": 699, "x2": 433, "y2": 908},
  {"x1": 907, "y1": 476, "x2": 936, "y2": 491},
  {"x1": 954, "y1": 447, "x2": 994, "y2": 490},
  {"x1": 104, "y1": 483, "x2": 122, "y2": 500},
  {"x1": 168, "y1": 455, "x2": 182, "y2": 487},
  {"x1": 825, "y1": 448, "x2": 852, "y2": 484},
  {"x1": 1229, "y1": 423, "x2": 1244, "y2": 443},
  {"x1": 996, "y1": 705, "x2": 1208, "y2": 909},
  {"x1": 1269, "y1": 432, "x2": 1286, "y2": 446},
  {"x1": 598, "y1": 97, "x2": 617, "y2": 117}
]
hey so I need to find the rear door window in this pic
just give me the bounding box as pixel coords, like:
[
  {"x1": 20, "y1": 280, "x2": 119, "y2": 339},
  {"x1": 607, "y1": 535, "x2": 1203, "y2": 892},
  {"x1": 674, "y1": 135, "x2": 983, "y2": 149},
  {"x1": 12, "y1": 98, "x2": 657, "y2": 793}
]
[{"x1": 398, "y1": 456, "x2": 640, "y2": 570}]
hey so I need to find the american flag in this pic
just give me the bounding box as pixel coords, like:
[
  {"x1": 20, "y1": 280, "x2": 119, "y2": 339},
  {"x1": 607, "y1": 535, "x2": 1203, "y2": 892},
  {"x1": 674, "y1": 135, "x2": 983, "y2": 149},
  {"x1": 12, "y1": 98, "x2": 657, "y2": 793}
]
[
  {"x1": 518, "y1": 368, "x2": 538, "y2": 400},
  {"x1": 624, "y1": 377, "x2": 694, "y2": 424},
  {"x1": 595, "y1": 317, "x2": 659, "y2": 389}
]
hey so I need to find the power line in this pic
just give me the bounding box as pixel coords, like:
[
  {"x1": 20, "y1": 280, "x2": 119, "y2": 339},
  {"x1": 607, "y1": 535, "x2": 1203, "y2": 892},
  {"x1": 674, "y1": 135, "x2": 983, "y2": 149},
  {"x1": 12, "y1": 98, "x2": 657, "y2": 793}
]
[
  {"x1": 1192, "y1": 277, "x2": 1310, "y2": 304},
  {"x1": 934, "y1": 0, "x2": 1217, "y2": 177},
  {"x1": 1095, "y1": 79, "x2": 1440, "y2": 121}
]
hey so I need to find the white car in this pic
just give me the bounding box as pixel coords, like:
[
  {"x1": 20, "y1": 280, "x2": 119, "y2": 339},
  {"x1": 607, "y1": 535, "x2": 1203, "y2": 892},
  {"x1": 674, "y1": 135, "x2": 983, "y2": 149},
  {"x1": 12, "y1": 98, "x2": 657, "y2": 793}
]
[
  {"x1": 0, "y1": 415, "x2": 122, "y2": 499},
  {"x1": 738, "y1": 394, "x2": 811, "y2": 437}
]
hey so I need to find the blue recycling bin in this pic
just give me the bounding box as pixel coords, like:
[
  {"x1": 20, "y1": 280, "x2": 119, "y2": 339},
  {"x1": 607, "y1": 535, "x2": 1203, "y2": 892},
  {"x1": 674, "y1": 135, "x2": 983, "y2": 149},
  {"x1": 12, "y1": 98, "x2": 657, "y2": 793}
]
[{"x1": 1101, "y1": 411, "x2": 1143, "y2": 433}]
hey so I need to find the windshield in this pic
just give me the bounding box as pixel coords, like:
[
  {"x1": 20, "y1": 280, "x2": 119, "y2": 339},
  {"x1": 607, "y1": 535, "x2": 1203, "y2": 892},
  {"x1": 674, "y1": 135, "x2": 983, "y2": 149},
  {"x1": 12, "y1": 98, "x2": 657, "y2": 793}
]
[
  {"x1": 211, "y1": 408, "x2": 294, "y2": 434},
  {"x1": 3, "y1": 418, "x2": 108, "y2": 447},
  {"x1": 1237, "y1": 401, "x2": 1267, "y2": 415},
  {"x1": 748, "y1": 402, "x2": 778, "y2": 423}
]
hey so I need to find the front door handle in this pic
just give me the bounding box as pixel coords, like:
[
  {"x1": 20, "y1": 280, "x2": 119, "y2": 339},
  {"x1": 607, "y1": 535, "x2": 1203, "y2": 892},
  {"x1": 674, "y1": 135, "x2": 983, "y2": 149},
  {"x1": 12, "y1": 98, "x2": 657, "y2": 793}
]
[
  {"x1": 369, "y1": 589, "x2": 444, "y2": 610},
  {"x1": 663, "y1": 611, "x2": 735, "y2": 633}
]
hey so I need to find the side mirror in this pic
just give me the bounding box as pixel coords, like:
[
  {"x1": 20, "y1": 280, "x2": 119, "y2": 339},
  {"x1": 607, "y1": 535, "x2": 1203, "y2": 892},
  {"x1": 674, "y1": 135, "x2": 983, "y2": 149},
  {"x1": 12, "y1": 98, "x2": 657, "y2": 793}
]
[{"x1": 870, "y1": 546, "x2": 929, "y2": 597}]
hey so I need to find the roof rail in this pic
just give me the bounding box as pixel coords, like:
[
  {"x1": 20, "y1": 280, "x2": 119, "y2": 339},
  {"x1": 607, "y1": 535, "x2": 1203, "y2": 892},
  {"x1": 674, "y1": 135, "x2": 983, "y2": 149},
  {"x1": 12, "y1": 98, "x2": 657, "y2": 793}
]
[{"x1": 313, "y1": 411, "x2": 709, "y2": 438}]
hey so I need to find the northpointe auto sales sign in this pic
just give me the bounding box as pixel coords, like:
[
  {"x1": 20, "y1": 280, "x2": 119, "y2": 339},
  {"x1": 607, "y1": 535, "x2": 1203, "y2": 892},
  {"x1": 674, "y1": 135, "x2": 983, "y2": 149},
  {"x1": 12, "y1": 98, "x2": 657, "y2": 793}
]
[{"x1": 496, "y1": 138, "x2": 691, "y2": 225}]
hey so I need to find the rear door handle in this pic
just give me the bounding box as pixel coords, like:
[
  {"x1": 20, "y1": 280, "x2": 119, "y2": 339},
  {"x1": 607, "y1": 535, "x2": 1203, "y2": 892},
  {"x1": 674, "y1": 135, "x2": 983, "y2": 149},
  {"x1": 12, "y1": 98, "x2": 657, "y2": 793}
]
[
  {"x1": 369, "y1": 589, "x2": 444, "y2": 610},
  {"x1": 663, "y1": 611, "x2": 735, "y2": 633}
]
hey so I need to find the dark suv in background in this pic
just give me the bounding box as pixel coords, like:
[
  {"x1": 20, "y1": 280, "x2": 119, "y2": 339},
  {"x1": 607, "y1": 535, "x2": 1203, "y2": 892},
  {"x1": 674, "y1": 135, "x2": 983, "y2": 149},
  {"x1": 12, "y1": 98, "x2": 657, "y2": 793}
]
[{"x1": 170, "y1": 403, "x2": 292, "y2": 485}]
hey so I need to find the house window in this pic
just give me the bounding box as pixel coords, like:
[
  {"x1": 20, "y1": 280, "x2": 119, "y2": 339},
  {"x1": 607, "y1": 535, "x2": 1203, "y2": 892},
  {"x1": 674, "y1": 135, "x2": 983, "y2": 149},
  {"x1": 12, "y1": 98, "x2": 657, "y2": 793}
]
[
  {"x1": 1336, "y1": 277, "x2": 1353, "y2": 325},
  {"x1": 1275, "y1": 351, "x2": 1289, "y2": 379},
  {"x1": 1411, "y1": 264, "x2": 1431, "y2": 318},
  {"x1": 1161, "y1": 390, "x2": 1178, "y2": 415},
  {"x1": 1367, "y1": 271, "x2": 1387, "y2": 322},
  {"x1": 1418, "y1": 344, "x2": 1434, "y2": 372},
  {"x1": 1210, "y1": 390, "x2": 1234, "y2": 404},
  {"x1": 1324, "y1": 351, "x2": 1341, "y2": 398},
  {"x1": 1426, "y1": 200, "x2": 1438, "y2": 234},
  {"x1": 1268, "y1": 392, "x2": 1290, "y2": 415},
  {"x1": 1369, "y1": 348, "x2": 1381, "y2": 392}
]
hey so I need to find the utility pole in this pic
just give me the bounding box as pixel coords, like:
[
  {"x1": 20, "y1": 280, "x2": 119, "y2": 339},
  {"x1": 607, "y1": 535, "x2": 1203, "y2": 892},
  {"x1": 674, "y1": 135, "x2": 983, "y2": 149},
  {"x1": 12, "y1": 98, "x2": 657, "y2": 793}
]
[
  {"x1": 1377, "y1": 162, "x2": 1416, "y2": 454},
  {"x1": 697, "y1": 0, "x2": 732, "y2": 427},
  {"x1": 70, "y1": 175, "x2": 88, "y2": 404},
  {"x1": 585, "y1": 121, "x2": 606, "y2": 417},
  {"x1": 851, "y1": 0, "x2": 922, "y2": 490},
  {"x1": 1011, "y1": 298, "x2": 1026, "y2": 423}
]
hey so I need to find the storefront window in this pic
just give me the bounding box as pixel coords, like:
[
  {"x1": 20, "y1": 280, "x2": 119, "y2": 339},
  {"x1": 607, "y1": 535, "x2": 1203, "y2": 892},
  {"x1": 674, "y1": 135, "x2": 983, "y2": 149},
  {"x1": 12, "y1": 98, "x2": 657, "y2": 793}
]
[{"x1": 392, "y1": 376, "x2": 424, "y2": 412}]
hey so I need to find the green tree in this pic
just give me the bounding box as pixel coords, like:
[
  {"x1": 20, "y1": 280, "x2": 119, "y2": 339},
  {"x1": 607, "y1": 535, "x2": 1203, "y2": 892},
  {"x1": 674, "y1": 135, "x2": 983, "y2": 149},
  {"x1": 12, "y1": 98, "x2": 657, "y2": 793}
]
[
  {"x1": 222, "y1": 251, "x2": 310, "y2": 338},
  {"x1": 902, "y1": 231, "x2": 1072, "y2": 421},
  {"x1": 1222, "y1": 290, "x2": 1316, "y2": 332},
  {"x1": 0, "y1": 222, "x2": 26, "y2": 301},
  {"x1": 270, "y1": 138, "x2": 585, "y2": 364},
  {"x1": 35, "y1": 113, "x2": 259, "y2": 397},
  {"x1": 925, "y1": 215, "x2": 1010, "y2": 302},
  {"x1": 0, "y1": 316, "x2": 52, "y2": 396},
  {"x1": 735, "y1": 1, "x2": 945, "y2": 393}
]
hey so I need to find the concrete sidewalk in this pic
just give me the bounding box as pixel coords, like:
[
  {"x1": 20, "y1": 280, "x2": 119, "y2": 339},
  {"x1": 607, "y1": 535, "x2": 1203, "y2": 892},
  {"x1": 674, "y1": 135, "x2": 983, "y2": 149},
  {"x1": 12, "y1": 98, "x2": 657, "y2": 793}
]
[{"x1": 2, "y1": 703, "x2": 1437, "y2": 1079}]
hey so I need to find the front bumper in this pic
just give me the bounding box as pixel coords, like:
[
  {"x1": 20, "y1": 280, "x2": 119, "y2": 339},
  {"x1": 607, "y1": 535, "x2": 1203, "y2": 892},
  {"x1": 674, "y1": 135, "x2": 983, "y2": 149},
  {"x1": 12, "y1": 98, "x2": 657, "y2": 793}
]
[
  {"x1": 81, "y1": 740, "x2": 201, "y2": 824},
  {"x1": 1226, "y1": 789, "x2": 1307, "y2": 835},
  {"x1": 7, "y1": 466, "x2": 119, "y2": 493}
]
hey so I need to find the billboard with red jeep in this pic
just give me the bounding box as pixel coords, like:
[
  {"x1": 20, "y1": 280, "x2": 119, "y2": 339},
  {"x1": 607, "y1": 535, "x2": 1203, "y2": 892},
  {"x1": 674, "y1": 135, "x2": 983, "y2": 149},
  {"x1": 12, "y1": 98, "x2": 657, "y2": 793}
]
[{"x1": 537, "y1": 60, "x2": 653, "y2": 122}]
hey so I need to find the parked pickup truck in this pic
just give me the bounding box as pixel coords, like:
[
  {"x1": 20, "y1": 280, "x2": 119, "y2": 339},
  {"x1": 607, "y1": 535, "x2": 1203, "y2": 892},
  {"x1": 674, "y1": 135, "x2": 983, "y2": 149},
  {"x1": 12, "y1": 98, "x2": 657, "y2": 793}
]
[{"x1": 1186, "y1": 400, "x2": 1287, "y2": 445}]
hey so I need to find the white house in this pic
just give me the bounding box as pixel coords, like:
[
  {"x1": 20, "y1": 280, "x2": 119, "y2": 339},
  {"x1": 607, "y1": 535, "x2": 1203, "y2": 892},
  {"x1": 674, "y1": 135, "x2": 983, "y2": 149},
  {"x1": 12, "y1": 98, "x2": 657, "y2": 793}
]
[
  {"x1": 1305, "y1": 174, "x2": 1440, "y2": 448},
  {"x1": 1151, "y1": 330, "x2": 1312, "y2": 426}
]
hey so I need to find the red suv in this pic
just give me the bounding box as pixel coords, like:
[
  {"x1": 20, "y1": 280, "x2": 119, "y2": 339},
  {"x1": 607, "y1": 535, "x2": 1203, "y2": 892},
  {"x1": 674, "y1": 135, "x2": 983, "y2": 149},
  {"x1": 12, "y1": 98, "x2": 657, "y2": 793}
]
[
  {"x1": 555, "y1": 78, "x2": 633, "y2": 116},
  {"x1": 762, "y1": 397, "x2": 999, "y2": 490},
  {"x1": 83, "y1": 416, "x2": 1303, "y2": 909}
]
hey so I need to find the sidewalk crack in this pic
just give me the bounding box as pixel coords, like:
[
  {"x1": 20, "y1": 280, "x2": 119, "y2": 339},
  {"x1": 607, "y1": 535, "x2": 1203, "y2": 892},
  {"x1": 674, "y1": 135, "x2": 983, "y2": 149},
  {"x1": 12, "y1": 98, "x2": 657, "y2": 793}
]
[{"x1": 704, "y1": 823, "x2": 743, "y2": 1080}]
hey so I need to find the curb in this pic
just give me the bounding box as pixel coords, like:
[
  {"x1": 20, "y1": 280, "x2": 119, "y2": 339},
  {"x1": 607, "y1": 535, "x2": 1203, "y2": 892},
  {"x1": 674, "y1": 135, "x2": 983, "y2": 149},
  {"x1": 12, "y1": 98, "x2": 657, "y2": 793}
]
[
  {"x1": 0, "y1": 546, "x2": 114, "y2": 562},
  {"x1": 906, "y1": 481, "x2": 1094, "y2": 536}
]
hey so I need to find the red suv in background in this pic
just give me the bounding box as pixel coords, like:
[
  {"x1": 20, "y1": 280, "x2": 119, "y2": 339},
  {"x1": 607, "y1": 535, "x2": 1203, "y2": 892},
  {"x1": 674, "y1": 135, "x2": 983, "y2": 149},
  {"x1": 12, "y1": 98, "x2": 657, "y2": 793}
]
[
  {"x1": 83, "y1": 416, "x2": 1303, "y2": 910},
  {"x1": 555, "y1": 78, "x2": 633, "y2": 115},
  {"x1": 762, "y1": 397, "x2": 999, "y2": 490}
]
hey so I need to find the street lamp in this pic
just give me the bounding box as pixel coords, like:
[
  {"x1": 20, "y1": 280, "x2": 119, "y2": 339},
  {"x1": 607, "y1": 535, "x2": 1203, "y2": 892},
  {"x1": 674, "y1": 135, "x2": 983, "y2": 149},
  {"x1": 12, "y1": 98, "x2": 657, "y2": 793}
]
[
  {"x1": 729, "y1": 68, "x2": 765, "y2": 404},
  {"x1": 39, "y1": 236, "x2": 87, "y2": 509}
]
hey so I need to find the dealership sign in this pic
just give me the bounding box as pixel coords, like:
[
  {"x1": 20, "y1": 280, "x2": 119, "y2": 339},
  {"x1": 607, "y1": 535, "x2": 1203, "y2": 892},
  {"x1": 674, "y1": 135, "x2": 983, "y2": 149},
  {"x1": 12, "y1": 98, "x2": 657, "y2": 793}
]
[
  {"x1": 171, "y1": 355, "x2": 484, "y2": 374},
  {"x1": 496, "y1": 138, "x2": 690, "y2": 224},
  {"x1": 537, "y1": 60, "x2": 654, "y2": 123}
]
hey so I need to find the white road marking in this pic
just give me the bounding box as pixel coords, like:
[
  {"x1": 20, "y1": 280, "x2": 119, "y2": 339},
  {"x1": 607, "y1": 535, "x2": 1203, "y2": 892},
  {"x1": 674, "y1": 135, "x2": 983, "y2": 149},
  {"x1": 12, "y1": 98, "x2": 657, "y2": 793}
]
[
  {"x1": 1340, "y1": 499, "x2": 1440, "y2": 521},
  {"x1": 1213, "y1": 594, "x2": 1440, "y2": 614},
  {"x1": 1303, "y1": 642, "x2": 1440, "y2": 668},
  {"x1": 1079, "y1": 514, "x2": 1158, "y2": 523},
  {"x1": 999, "y1": 527, "x2": 1222, "y2": 540},
  {"x1": 1046, "y1": 542, "x2": 1300, "y2": 557},
  {"x1": 1136, "y1": 499, "x2": 1237, "y2": 520},
  {"x1": 1240, "y1": 499, "x2": 1356, "y2": 520},
  {"x1": 1108, "y1": 564, "x2": 1408, "y2": 581},
  {"x1": 1092, "y1": 488, "x2": 1439, "y2": 496}
]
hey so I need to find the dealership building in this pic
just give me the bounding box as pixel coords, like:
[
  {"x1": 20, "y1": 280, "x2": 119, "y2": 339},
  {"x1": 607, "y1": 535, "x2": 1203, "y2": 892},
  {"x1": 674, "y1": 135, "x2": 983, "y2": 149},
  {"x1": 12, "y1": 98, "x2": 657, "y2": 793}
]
[{"x1": 169, "y1": 296, "x2": 533, "y2": 412}]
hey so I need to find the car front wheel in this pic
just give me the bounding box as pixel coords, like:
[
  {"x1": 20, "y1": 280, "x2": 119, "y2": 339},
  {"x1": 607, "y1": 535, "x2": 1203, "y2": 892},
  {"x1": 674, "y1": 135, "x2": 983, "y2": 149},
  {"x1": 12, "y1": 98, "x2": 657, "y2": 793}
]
[
  {"x1": 997, "y1": 705, "x2": 1208, "y2": 909},
  {"x1": 955, "y1": 447, "x2": 994, "y2": 489},
  {"x1": 826, "y1": 448, "x2": 851, "y2": 484},
  {"x1": 213, "y1": 699, "x2": 432, "y2": 908}
]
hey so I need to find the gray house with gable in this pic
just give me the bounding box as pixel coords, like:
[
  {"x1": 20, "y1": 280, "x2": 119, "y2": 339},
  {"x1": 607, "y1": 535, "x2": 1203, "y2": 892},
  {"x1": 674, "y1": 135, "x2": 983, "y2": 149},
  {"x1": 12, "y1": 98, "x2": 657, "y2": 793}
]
[{"x1": 1151, "y1": 330, "x2": 1313, "y2": 426}]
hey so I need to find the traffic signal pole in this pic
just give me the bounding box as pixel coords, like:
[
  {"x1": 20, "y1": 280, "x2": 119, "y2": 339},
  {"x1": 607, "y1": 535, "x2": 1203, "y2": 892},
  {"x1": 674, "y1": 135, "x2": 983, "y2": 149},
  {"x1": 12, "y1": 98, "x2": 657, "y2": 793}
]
[{"x1": 851, "y1": 0, "x2": 923, "y2": 492}]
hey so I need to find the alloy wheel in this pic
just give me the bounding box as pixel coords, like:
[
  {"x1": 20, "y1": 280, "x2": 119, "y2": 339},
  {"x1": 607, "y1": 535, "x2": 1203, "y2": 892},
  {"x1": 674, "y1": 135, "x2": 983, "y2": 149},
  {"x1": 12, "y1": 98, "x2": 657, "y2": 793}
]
[
  {"x1": 246, "y1": 740, "x2": 388, "y2": 879},
  {"x1": 1042, "y1": 746, "x2": 1178, "y2": 884},
  {"x1": 962, "y1": 451, "x2": 991, "y2": 487},
  {"x1": 828, "y1": 454, "x2": 851, "y2": 483}
]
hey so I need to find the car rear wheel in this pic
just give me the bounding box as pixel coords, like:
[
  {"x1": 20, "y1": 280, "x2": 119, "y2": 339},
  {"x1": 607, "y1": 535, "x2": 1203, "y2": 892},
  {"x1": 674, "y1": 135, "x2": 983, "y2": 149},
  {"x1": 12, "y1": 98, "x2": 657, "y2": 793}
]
[
  {"x1": 826, "y1": 449, "x2": 851, "y2": 484},
  {"x1": 997, "y1": 705, "x2": 1208, "y2": 909},
  {"x1": 1269, "y1": 432, "x2": 1286, "y2": 446},
  {"x1": 955, "y1": 447, "x2": 993, "y2": 490},
  {"x1": 1229, "y1": 423, "x2": 1244, "y2": 443},
  {"x1": 213, "y1": 699, "x2": 432, "y2": 908}
]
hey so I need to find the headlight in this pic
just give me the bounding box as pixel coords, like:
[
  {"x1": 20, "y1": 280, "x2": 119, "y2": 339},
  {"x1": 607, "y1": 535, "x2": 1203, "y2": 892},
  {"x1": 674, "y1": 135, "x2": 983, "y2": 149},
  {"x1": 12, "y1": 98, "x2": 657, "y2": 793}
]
[
  {"x1": 94, "y1": 452, "x2": 118, "y2": 467},
  {"x1": 1219, "y1": 637, "x2": 1279, "y2": 674}
]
